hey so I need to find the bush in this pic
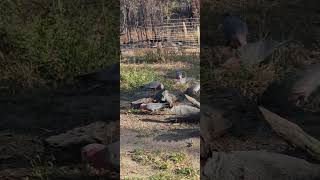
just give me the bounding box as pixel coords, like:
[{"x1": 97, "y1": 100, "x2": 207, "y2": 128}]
[{"x1": 0, "y1": 0, "x2": 119, "y2": 92}]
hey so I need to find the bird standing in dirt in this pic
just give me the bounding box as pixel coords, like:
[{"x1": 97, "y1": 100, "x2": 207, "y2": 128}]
[
  {"x1": 218, "y1": 13, "x2": 248, "y2": 68},
  {"x1": 221, "y1": 13, "x2": 248, "y2": 49}
]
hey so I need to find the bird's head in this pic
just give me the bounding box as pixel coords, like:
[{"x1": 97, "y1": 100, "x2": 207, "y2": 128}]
[{"x1": 175, "y1": 70, "x2": 183, "y2": 80}]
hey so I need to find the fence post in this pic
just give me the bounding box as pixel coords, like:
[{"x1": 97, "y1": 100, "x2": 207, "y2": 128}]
[
  {"x1": 183, "y1": 22, "x2": 188, "y2": 40},
  {"x1": 197, "y1": 25, "x2": 200, "y2": 46}
]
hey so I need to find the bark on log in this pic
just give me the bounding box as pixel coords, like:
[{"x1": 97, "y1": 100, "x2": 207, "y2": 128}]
[
  {"x1": 259, "y1": 106, "x2": 320, "y2": 161},
  {"x1": 202, "y1": 151, "x2": 320, "y2": 180},
  {"x1": 185, "y1": 94, "x2": 200, "y2": 108}
]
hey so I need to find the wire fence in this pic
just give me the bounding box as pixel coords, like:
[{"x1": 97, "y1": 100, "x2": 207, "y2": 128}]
[{"x1": 120, "y1": 18, "x2": 200, "y2": 50}]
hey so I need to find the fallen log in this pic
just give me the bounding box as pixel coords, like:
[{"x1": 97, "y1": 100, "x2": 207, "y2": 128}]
[
  {"x1": 185, "y1": 94, "x2": 200, "y2": 108},
  {"x1": 259, "y1": 106, "x2": 320, "y2": 161},
  {"x1": 169, "y1": 105, "x2": 200, "y2": 122},
  {"x1": 45, "y1": 121, "x2": 119, "y2": 147},
  {"x1": 202, "y1": 151, "x2": 320, "y2": 180}
]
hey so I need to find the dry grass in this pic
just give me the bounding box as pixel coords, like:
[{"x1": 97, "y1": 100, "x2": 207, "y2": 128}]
[
  {"x1": 201, "y1": 44, "x2": 310, "y2": 101},
  {"x1": 123, "y1": 149, "x2": 199, "y2": 180},
  {"x1": 0, "y1": 0, "x2": 119, "y2": 94},
  {"x1": 120, "y1": 48, "x2": 199, "y2": 92}
]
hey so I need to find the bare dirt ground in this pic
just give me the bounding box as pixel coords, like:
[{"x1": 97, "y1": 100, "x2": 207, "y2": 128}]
[
  {"x1": 120, "y1": 61, "x2": 200, "y2": 179},
  {"x1": 120, "y1": 109, "x2": 200, "y2": 179}
]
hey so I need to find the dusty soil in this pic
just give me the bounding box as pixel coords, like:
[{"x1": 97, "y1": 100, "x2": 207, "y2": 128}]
[
  {"x1": 119, "y1": 60, "x2": 200, "y2": 179},
  {"x1": 120, "y1": 91, "x2": 200, "y2": 179}
]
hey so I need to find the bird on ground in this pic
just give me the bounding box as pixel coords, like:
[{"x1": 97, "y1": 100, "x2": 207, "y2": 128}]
[{"x1": 220, "y1": 13, "x2": 248, "y2": 49}]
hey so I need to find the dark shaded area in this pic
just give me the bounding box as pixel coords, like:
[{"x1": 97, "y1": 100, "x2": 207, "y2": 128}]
[
  {"x1": 259, "y1": 76, "x2": 320, "y2": 139},
  {"x1": 0, "y1": 87, "x2": 119, "y2": 135},
  {"x1": 201, "y1": 0, "x2": 320, "y2": 48},
  {"x1": 201, "y1": 0, "x2": 320, "y2": 177},
  {"x1": 153, "y1": 128, "x2": 200, "y2": 142},
  {"x1": 0, "y1": 0, "x2": 120, "y2": 179}
]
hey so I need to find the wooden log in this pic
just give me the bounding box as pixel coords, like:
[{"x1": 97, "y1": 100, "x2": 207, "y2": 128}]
[
  {"x1": 202, "y1": 151, "x2": 320, "y2": 180},
  {"x1": 185, "y1": 94, "x2": 200, "y2": 108},
  {"x1": 259, "y1": 106, "x2": 320, "y2": 161}
]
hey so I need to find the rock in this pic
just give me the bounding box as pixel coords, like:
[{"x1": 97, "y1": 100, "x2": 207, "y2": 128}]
[
  {"x1": 45, "y1": 121, "x2": 118, "y2": 147},
  {"x1": 202, "y1": 151, "x2": 320, "y2": 180}
]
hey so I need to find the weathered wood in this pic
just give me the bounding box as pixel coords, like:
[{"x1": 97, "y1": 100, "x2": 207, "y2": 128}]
[
  {"x1": 185, "y1": 94, "x2": 200, "y2": 108},
  {"x1": 259, "y1": 106, "x2": 320, "y2": 161},
  {"x1": 183, "y1": 22, "x2": 188, "y2": 39},
  {"x1": 45, "y1": 121, "x2": 119, "y2": 147},
  {"x1": 202, "y1": 151, "x2": 320, "y2": 180}
]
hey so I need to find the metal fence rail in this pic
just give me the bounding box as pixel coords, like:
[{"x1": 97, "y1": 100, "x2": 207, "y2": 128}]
[{"x1": 121, "y1": 18, "x2": 200, "y2": 49}]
